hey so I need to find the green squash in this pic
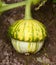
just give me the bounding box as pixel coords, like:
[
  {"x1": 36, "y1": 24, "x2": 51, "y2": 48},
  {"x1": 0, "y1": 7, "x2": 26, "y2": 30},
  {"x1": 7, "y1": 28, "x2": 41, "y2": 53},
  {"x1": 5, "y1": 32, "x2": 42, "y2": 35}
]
[{"x1": 8, "y1": 19, "x2": 47, "y2": 54}]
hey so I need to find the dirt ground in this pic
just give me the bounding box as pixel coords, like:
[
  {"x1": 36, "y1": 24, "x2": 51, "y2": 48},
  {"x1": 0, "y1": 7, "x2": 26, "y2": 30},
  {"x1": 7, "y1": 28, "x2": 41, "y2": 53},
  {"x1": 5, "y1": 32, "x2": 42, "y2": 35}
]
[{"x1": 0, "y1": 0, "x2": 56, "y2": 65}]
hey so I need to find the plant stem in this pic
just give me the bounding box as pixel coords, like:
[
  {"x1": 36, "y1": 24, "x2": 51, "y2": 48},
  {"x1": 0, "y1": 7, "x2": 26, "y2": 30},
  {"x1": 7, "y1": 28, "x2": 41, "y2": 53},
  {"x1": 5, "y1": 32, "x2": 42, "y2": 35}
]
[
  {"x1": 0, "y1": 1, "x2": 26, "y2": 13},
  {"x1": 35, "y1": 0, "x2": 47, "y2": 10},
  {"x1": 24, "y1": 0, "x2": 32, "y2": 19}
]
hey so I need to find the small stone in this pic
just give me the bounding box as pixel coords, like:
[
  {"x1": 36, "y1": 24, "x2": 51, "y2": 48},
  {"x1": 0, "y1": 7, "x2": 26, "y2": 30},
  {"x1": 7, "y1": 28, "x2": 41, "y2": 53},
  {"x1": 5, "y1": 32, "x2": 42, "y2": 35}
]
[{"x1": 25, "y1": 53, "x2": 30, "y2": 55}]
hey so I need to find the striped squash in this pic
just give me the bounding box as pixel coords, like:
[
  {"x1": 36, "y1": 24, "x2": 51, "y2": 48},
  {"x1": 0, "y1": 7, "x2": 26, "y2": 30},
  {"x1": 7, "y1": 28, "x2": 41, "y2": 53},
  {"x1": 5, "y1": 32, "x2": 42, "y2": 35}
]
[{"x1": 8, "y1": 19, "x2": 47, "y2": 54}]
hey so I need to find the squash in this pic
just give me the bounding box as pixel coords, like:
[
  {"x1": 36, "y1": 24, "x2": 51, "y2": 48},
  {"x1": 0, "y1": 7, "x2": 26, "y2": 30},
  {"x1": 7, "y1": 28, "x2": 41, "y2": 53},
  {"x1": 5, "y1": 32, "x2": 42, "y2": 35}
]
[{"x1": 8, "y1": 19, "x2": 47, "y2": 54}]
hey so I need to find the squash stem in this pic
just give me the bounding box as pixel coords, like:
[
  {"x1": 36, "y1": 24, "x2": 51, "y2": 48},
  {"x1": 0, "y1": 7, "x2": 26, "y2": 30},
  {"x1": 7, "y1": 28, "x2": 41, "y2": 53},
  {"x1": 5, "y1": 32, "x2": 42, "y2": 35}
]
[
  {"x1": 0, "y1": 1, "x2": 26, "y2": 13},
  {"x1": 24, "y1": 0, "x2": 32, "y2": 19}
]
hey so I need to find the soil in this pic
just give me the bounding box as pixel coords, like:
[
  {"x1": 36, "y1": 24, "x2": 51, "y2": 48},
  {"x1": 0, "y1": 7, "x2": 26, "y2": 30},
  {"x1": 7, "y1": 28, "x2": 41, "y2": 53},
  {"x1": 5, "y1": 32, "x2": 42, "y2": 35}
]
[{"x1": 0, "y1": 0, "x2": 56, "y2": 65}]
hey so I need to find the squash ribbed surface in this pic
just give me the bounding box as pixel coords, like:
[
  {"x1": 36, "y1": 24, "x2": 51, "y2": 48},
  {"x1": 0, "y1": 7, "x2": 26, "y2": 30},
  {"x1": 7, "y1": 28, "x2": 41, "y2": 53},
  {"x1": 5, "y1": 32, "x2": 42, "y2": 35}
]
[{"x1": 8, "y1": 19, "x2": 47, "y2": 42}]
